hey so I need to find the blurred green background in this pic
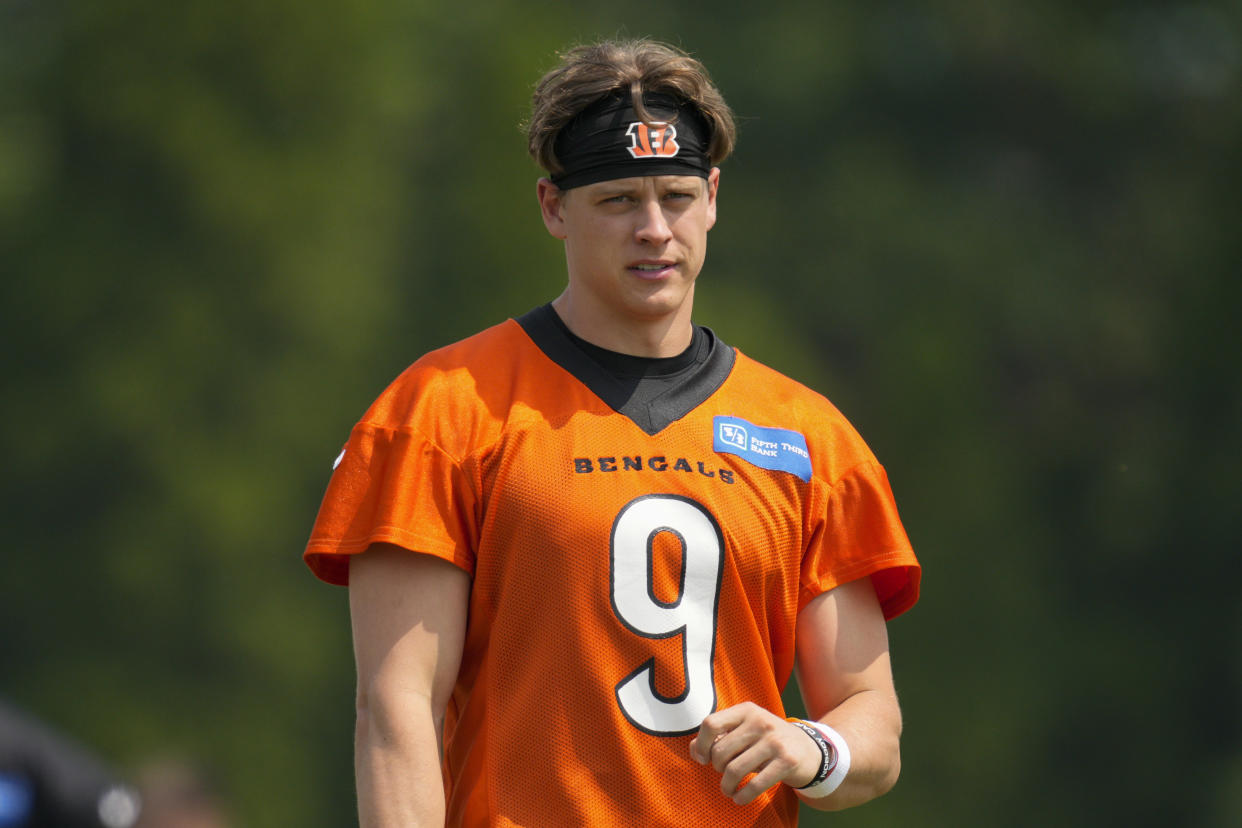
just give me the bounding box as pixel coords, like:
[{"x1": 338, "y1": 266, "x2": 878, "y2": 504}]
[{"x1": 3, "y1": 1, "x2": 1240, "y2": 825}]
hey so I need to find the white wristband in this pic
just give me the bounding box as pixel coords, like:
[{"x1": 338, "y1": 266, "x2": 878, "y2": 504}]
[{"x1": 793, "y1": 720, "x2": 851, "y2": 799}]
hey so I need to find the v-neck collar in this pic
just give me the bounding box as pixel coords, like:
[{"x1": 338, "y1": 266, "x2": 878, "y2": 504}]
[{"x1": 516, "y1": 304, "x2": 736, "y2": 435}]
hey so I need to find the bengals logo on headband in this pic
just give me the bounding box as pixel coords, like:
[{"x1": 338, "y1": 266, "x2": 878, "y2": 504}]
[{"x1": 625, "y1": 122, "x2": 680, "y2": 158}]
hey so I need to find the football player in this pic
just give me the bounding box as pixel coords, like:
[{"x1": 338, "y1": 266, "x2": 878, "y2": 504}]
[{"x1": 305, "y1": 38, "x2": 921, "y2": 827}]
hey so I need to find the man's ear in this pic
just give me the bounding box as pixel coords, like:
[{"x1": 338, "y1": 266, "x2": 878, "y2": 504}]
[
  {"x1": 705, "y1": 167, "x2": 720, "y2": 232},
  {"x1": 536, "y1": 178, "x2": 568, "y2": 240}
]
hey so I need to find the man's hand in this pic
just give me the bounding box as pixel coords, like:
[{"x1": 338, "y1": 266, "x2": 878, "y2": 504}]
[{"x1": 689, "y1": 702, "x2": 822, "y2": 805}]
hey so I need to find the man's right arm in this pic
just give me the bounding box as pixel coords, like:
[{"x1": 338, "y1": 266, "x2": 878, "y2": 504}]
[{"x1": 349, "y1": 543, "x2": 470, "y2": 828}]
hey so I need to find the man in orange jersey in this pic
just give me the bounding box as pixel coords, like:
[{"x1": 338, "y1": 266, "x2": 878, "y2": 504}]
[{"x1": 305, "y1": 39, "x2": 921, "y2": 827}]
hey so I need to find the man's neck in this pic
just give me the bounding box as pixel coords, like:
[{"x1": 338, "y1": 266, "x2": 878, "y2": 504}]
[{"x1": 550, "y1": 291, "x2": 695, "y2": 358}]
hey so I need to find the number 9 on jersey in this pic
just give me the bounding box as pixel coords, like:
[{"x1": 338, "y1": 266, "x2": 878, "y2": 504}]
[{"x1": 610, "y1": 495, "x2": 725, "y2": 736}]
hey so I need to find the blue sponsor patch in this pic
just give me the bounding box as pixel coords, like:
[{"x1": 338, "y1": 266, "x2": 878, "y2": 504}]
[{"x1": 713, "y1": 416, "x2": 812, "y2": 482}]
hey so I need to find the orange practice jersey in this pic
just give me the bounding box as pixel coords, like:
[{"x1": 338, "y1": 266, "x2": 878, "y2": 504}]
[{"x1": 305, "y1": 310, "x2": 920, "y2": 827}]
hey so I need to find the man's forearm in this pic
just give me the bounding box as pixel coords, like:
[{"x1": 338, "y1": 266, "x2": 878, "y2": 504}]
[
  {"x1": 355, "y1": 704, "x2": 446, "y2": 827},
  {"x1": 800, "y1": 687, "x2": 902, "y2": 812}
]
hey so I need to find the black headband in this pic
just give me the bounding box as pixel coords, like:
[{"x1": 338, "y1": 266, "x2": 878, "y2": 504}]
[{"x1": 550, "y1": 92, "x2": 712, "y2": 190}]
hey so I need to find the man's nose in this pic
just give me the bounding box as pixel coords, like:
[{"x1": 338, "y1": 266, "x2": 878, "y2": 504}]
[{"x1": 634, "y1": 199, "x2": 673, "y2": 245}]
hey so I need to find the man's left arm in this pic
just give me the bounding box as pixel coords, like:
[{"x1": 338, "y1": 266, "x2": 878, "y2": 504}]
[{"x1": 690, "y1": 576, "x2": 902, "y2": 811}]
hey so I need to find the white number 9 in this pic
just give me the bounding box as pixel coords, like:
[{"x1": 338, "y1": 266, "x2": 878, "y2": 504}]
[{"x1": 610, "y1": 495, "x2": 724, "y2": 735}]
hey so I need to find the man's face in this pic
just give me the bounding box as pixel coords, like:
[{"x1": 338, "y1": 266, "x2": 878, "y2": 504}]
[{"x1": 538, "y1": 170, "x2": 720, "y2": 328}]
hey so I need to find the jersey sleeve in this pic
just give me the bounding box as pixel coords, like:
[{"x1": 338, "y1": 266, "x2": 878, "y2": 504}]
[
  {"x1": 303, "y1": 420, "x2": 478, "y2": 586},
  {"x1": 800, "y1": 460, "x2": 920, "y2": 619}
]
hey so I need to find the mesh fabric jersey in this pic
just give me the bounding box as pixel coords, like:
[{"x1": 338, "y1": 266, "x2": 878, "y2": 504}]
[{"x1": 305, "y1": 311, "x2": 921, "y2": 827}]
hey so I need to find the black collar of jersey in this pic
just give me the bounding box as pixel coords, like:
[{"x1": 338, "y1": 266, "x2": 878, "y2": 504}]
[{"x1": 516, "y1": 303, "x2": 736, "y2": 435}]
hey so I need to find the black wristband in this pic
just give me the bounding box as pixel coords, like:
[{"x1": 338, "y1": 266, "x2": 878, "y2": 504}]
[{"x1": 787, "y1": 718, "x2": 836, "y2": 789}]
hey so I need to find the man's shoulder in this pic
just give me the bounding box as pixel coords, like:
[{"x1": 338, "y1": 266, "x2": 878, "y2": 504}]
[
  {"x1": 724, "y1": 349, "x2": 879, "y2": 476},
  {"x1": 727, "y1": 349, "x2": 840, "y2": 415},
  {"x1": 358, "y1": 317, "x2": 533, "y2": 432},
  {"x1": 416, "y1": 316, "x2": 531, "y2": 370}
]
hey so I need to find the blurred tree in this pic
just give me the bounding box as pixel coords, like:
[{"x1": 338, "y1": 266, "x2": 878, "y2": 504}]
[
  {"x1": 2, "y1": 0, "x2": 437, "y2": 822},
  {"x1": 2, "y1": 0, "x2": 1238, "y2": 824}
]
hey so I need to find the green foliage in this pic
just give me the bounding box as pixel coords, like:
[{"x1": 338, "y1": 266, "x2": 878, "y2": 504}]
[{"x1": 3, "y1": 1, "x2": 1239, "y2": 824}]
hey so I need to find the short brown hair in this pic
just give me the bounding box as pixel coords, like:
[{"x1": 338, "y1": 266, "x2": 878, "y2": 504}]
[{"x1": 527, "y1": 39, "x2": 736, "y2": 177}]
